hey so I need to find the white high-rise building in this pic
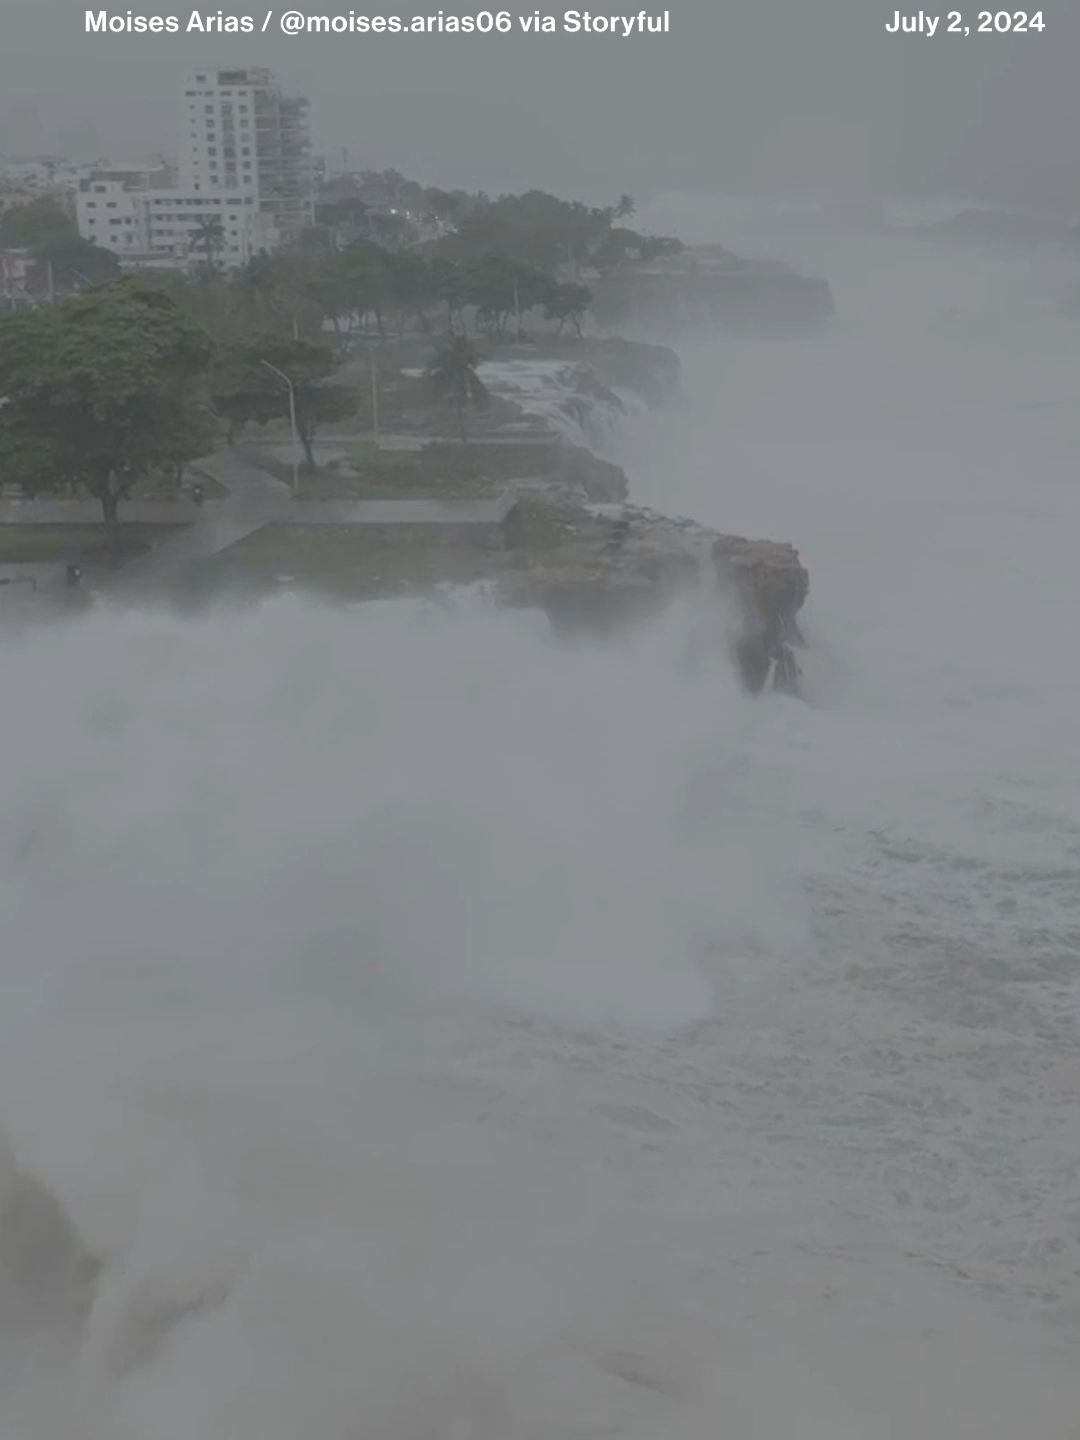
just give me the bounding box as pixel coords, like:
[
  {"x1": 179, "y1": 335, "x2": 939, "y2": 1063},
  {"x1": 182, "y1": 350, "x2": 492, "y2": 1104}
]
[
  {"x1": 74, "y1": 68, "x2": 313, "y2": 272},
  {"x1": 180, "y1": 68, "x2": 314, "y2": 243}
]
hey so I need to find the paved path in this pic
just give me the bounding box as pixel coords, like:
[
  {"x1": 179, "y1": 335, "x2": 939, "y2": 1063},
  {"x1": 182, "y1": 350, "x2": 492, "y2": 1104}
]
[
  {"x1": 0, "y1": 500, "x2": 203, "y2": 525},
  {"x1": 288, "y1": 489, "x2": 518, "y2": 526},
  {"x1": 1, "y1": 449, "x2": 522, "y2": 597},
  {"x1": 266, "y1": 432, "x2": 553, "y2": 451},
  {"x1": 103, "y1": 454, "x2": 519, "y2": 592},
  {"x1": 107, "y1": 453, "x2": 292, "y2": 593}
]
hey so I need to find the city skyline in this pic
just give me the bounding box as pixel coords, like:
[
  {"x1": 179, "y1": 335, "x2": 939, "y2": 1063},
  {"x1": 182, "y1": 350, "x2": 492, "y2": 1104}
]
[{"x1": 3, "y1": 0, "x2": 1079, "y2": 212}]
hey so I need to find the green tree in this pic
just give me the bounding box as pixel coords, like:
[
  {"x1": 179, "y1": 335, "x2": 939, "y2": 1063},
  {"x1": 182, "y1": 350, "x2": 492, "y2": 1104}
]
[
  {"x1": 211, "y1": 333, "x2": 357, "y2": 468},
  {"x1": 460, "y1": 255, "x2": 555, "y2": 335},
  {"x1": 315, "y1": 188, "x2": 369, "y2": 248},
  {"x1": 384, "y1": 251, "x2": 432, "y2": 339},
  {"x1": 441, "y1": 190, "x2": 620, "y2": 272},
  {"x1": 544, "y1": 281, "x2": 592, "y2": 337},
  {"x1": 425, "y1": 334, "x2": 489, "y2": 443},
  {"x1": 422, "y1": 188, "x2": 464, "y2": 228},
  {"x1": 428, "y1": 257, "x2": 466, "y2": 331},
  {"x1": 0, "y1": 198, "x2": 120, "y2": 291},
  {"x1": 332, "y1": 240, "x2": 392, "y2": 338},
  {"x1": 232, "y1": 251, "x2": 324, "y2": 338},
  {"x1": 0, "y1": 281, "x2": 216, "y2": 558},
  {"x1": 189, "y1": 214, "x2": 226, "y2": 271},
  {"x1": 591, "y1": 227, "x2": 684, "y2": 269}
]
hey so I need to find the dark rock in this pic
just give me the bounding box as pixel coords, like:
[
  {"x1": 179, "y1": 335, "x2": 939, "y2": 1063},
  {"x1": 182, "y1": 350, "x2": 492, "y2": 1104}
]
[
  {"x1": 553, "y1": 448, "x2": 629, "y2": 503},
  {"x1": 710, "y1": 534, "x2": 810, "y2": 693},
  {"x1": 498, "y1": 505, "x2": 810, "y2": 696}
]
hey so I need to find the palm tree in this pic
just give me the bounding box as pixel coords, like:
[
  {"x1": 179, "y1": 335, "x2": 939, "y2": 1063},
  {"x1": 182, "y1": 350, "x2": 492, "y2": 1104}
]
[
  {"x1": 188, "y1": 214, "x2": 225, "y2": 271},
  {"x1": 613, "y1": 194, "x2": 636, "y2": 221},
  {"x1": 425, "y1": 334, "x2": 489, "y2": 443}
]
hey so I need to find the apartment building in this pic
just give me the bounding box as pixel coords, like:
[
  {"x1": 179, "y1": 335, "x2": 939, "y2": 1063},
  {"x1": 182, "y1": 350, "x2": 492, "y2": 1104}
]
[
  {"x1": 181, "y1": 67, "x2": 314, "y2": 243},
  {"x1": 77, "y1": 176, "x2": 278, "y2": 268},
  {"x1": 73, "y1": 68, "x2": 311, "y2": 271}
]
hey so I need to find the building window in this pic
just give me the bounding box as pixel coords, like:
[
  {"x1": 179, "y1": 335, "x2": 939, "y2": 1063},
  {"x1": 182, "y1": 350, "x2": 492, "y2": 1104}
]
[{"x1": 207, "y1": 148, "x2": 217, "y2": 156}]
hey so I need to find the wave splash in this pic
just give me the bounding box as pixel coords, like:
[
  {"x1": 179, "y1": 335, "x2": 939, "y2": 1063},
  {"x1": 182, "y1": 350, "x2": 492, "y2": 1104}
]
[{"x1": 0, "y1": 588, "x2": 808, "y2": 1439}]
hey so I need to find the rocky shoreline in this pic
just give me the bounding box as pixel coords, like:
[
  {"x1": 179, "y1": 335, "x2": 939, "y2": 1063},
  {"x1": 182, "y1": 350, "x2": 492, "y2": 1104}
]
[
  {"x1": 0, "y1": 336, "x2": 810, "y2": 695},
  {"x1": 446, "y1": 339, "x2": 810, "y2": 694},
  {"x1": 497, "y1": 498, "x2": 809, "y2": 695}
]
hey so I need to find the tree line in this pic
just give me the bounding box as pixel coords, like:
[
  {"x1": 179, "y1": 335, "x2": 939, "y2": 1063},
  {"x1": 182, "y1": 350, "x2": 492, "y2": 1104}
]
[
  {"x1": 0, "y1": 181, "x2": 682, "y2": 555},
  {"x1": 177, "y1": 243, "x2": 596, "y2": 346}
]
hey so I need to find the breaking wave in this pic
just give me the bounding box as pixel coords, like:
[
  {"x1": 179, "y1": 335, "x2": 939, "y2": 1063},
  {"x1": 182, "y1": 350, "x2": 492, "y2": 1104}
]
[
  {"x1": 0, "y1": 589, "x2": 808, "y2": 1439},
  {"x1": 477, "y1": 357, "x2": 643, "y2": 450}
]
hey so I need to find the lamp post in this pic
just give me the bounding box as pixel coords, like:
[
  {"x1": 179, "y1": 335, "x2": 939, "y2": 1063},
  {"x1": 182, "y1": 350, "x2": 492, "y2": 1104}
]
[
  {"x1": 259, "y1": 359, "x2": 299, "y2": 496},
  {"x1": 369, "y1": 345, "x2": 379, "y2": 441}
]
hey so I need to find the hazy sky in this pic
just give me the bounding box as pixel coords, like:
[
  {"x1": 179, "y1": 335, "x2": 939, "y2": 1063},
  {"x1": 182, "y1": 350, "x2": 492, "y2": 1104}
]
[{"x1": 2, "y1": 0, "x2": 1078, "y2": 210}]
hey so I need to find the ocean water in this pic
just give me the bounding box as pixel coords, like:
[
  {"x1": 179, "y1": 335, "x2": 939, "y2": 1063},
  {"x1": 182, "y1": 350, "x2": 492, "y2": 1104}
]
[{"x1": 1, "y1": 205, "x2": 1080, "y2": 1438}]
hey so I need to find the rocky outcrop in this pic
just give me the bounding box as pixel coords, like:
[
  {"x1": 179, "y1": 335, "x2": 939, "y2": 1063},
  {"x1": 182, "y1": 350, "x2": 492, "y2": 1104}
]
[
  {"x1": 710, "y1": 534, "x2": 809, "y2": 694},
  {"x1": 498, "y1": 500, "x2": 809, "y2": 695},
  {"x1": 571, "y1": 338, "x2": 682, "y2": 407},
  {"x1": 550, "y1": 448, "x2": 629, "y2": 504}
]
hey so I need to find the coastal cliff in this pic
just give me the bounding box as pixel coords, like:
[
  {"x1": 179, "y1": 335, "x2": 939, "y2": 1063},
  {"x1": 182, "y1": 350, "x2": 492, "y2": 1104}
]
[{"x1": 497, "y1": 498, "x2": 809, "y2": 695}]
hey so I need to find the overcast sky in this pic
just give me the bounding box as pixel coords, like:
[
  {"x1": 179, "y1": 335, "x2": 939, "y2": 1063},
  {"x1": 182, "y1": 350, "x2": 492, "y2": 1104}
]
[{"x1": 2, "y1": 0, "x2": 1077, "y2": 211}]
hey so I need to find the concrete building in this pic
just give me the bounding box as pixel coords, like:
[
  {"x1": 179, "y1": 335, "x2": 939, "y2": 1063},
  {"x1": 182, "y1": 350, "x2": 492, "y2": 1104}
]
[
  {"x1": 180, "y1": 67, "x2": 314, "y2": 243},
  {"x1": 76, "y1": 175, "x2": 279, "y2": 269},
  {"x1": 72, "y1": 69, "x2": 311, "y2": 272},
  {"x1": 0, "y1": 248, "x2": 43, "y2": 308},
  {"x1": 0, "y1": 157, "x2": 85, "y2": 220}
]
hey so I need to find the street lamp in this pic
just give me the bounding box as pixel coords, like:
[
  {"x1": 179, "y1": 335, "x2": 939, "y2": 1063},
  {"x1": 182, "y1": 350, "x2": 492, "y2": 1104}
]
[
  {"x1": 369, "y1": 345, "x2": 379, "y2": 441},
  {"x1": 259, "y1": 359, "x2": 299, "y2": 496}
]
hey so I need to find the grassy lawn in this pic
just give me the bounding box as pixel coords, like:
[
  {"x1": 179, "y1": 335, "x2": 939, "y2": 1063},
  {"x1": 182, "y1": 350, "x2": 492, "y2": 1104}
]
[
  {"x1": 190, "y1": 526, "x2": 506, "y2": 599},
  {"x1": 181, "y1": 496, "x2": 594, "y2": 601},
  {"x1": 0, "y1": 525, "x2": 168, "y2": 563},
  {"x1": 282, "y1": 439, "x2": 557, "y2": 501}
]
